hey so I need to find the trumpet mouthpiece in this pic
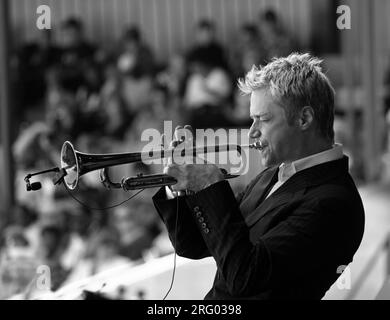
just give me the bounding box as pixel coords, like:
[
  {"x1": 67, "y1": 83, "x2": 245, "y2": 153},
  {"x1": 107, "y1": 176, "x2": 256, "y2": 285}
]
[{"x1": 250, "y1": 141, "x2": 264, "y2": 150}]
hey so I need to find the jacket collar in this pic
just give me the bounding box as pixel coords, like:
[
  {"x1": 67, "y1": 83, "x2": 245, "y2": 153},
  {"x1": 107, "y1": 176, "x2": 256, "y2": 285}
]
[{"x1": 277, "y1": 143, "x2": 344, "y2": 184}]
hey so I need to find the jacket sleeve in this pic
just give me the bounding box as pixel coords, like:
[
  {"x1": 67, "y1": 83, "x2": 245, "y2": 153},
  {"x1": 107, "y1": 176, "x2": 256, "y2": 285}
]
[
  {"x1": 152, "y1": 187, "x2": 211, "y2": 259},
  {"x1": 184, "y1": 180, "x2": 359, "y2": 297},
  {"x1": 152, "y1": 168, "x2": 267, "y2": 260}
]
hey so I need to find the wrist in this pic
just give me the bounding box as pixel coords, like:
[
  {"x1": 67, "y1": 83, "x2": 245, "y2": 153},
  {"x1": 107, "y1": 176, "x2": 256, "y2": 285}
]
[{"x1": 203, "y1": 170, "x2": 224, "y2": 190}]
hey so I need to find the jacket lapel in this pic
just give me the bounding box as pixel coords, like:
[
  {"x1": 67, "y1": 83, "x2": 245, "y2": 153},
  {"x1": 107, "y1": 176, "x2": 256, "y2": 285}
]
[
  {"x1": 242, "y1": 156, "x2": 350, "y2": 228},
  {"x1": 244, "y1": 188, "x2": 293, "y2": 227},
  {"x1": 240, "y1": 166, "x2": 278, "y2": 221}
]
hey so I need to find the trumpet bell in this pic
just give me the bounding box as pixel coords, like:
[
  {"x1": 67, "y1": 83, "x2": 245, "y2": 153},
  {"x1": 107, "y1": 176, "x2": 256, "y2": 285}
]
[{"x1": 61, "y1": 141, "x2": 79, "y2": 190}]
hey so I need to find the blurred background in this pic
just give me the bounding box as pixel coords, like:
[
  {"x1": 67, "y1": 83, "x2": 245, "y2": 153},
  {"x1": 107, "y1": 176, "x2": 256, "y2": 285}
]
[{"x1": 0, "y1": 0, "x2": 390, "y2": 300}]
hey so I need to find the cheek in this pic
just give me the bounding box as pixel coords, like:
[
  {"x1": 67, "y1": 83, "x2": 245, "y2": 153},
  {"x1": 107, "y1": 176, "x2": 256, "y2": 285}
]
[
  {"x1": 263, "y1": 123, "x2": 284, "y2": 145},
  {"x1": 263, "y1": 125, "x2": 293, "y2": 154}
]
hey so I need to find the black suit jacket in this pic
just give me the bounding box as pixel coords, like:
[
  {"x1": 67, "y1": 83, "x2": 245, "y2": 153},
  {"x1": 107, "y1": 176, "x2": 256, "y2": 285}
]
[{"x1": 152, "y1": 156, "x2": 365, "y2": 299}]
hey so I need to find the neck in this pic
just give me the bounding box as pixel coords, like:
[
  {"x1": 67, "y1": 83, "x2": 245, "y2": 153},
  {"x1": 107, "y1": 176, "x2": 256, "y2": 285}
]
[{"x1": 289, "y1": 136, "x2": 333, "y2": 163}]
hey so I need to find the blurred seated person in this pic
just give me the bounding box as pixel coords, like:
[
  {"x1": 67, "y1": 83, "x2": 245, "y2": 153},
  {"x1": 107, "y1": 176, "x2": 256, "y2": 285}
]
[
  {"x1": 128, "y1": 81, "x2": 182, "y2": 144},
  {"x1": 110, "y1": 203, "x2": 161, "y2": 261},
  {"x1": 63, "y1": 204, "x2": 93, "y2": 241},
  {"x1": 230, "y1": 23, "x2": 267, "y2": 79},
  {"x1": 46, "y1": 68, "x2": 107, "y2": 141},
  {"x1": 15, "y1": 29, "x2": 60, "y2": 114},
  {"x1": 183, "y1": 55, "x2": 233, "y2": 129},
  {"x1": 147, "y1": 221, "x2": 175, "y2": 258},
  {"x1": 62, "y1": 228, "x2": 134, "y2": 286},
  {"x1": 12, "y1": 98, "x2": 83, "y2": 207},
  {"x1": 54, "y1": 17, "x2": 101, "y2": 94},
  {"x1": 99, "y1": 61, "x2": 134, "y2": 140},
  {"x1": 16, "y1": 201, "x2": 86, "y2": 276},
  {"x1": 117, "y1": 25, "x2": 155, "y2": 78},
  {"x1": 186, "y1": 19, "x2": 228, "y2": 70},
  {"x1": 13, "y1": 84, "x2": 82, "y2": 170},
  {"x1": 55, "y1": 204, "x2": 89, "y2": 272},
  {"x1": 2, "y1": 226, "x2": 32, "y2": 254},
  {"x1": 116, "y1": 25, "x2": 156, "y2": 114},
  {"x1": 3, "y1": 205, "x2": 38, "y2": 255},
  {"x1": 9, "y1": 204, "x2": 38, "y2": 231},
  {"x1": 258, "y1": 9, "x2": 296, "y2": 60},
  {"x1": 13, "y1": 121, "x2": 58, "y2": 171},
  {"x1": 0, "y1": 227, "x2": 39, "y2": 299},
  {"x1": 155, "y1": 54, "x2": 188, "y2": 104},
  {"x1": 1, "y1": 218, "x2": 69, "y2": 295},
  {"x1": 36, "y1": 225, "x2": 70, "y2": 290}
]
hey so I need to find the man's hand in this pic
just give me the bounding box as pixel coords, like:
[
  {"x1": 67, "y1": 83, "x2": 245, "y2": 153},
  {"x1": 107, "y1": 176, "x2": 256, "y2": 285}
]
[
  {"x1": 162, "y1": 125, "x2": 224, "y2": 195},
  {"x1": 164, "y1": 163, "x2": 224, "y2": 193}
]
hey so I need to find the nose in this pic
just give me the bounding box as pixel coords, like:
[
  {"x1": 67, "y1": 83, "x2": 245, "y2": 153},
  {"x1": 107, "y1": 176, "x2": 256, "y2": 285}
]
[{"x1": 248, "y1": 121, "x2": 261, "y2": 140}]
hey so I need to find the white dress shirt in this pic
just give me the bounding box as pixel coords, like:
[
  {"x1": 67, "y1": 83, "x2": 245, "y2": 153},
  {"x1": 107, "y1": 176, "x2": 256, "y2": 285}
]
[{"x1": 265, "y1": 144, "x2": 344, "y2": 199}]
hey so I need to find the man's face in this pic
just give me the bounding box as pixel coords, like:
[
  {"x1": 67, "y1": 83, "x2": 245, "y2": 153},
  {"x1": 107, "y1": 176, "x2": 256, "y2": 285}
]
[{"x1": 248, "y1": 89, "x2": 301, "y2": 167}]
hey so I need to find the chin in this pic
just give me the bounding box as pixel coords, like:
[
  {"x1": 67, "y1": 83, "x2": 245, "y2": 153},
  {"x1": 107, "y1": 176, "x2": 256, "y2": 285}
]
[
  {"x1": 261, "y1": 154, "x2": 278, "y2": 168},
  {"x1": 261, "y1": 157, "x2": 272, "y2": 168}
]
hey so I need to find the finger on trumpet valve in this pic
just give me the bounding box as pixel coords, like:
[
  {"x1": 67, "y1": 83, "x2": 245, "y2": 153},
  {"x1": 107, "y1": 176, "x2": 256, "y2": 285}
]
[
  {"x1": 183, "y1": 125, "x2": 195, "y2": 144},
  {"x1": 173, "y1": 125, "x2": 184, "y2": 144}
]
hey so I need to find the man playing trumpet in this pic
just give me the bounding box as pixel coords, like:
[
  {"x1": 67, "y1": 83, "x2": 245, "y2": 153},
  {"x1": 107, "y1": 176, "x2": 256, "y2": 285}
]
[{"x1": 152, "y1": 53, "x2": 365, "y2": 300}]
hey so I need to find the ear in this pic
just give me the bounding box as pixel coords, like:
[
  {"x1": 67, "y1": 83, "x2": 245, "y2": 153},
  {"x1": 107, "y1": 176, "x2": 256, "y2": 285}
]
[{"x1": 298, "y1": 106, "x2": 314, "y2": 130}]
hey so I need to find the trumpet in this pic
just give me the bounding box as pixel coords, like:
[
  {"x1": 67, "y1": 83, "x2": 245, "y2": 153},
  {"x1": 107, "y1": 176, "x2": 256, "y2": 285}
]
[{"x1": 60, "y1": 140, "x2": 264, "y2": 191}]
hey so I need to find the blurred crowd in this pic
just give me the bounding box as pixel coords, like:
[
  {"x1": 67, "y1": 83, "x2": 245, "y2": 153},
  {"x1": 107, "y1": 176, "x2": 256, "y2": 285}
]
[{"x1": 0, "y1": 9, "x2": 297, "y2": 299}]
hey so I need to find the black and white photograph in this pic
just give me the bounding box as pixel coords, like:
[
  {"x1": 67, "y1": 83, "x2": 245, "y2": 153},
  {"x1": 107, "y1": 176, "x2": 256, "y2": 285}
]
[{"x1": 0, "y1": 0, "x2": 389, "y2": 307}]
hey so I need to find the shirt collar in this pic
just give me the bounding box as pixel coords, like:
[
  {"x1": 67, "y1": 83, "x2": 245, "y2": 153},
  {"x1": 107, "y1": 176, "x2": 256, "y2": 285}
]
[{"x1": 278, "y1": 143, "x2": 344, "y2": 183}]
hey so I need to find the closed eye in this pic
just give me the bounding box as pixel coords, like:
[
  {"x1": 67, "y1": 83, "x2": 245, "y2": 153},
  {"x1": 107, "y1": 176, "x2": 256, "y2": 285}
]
[{"x1": 250, "y1": 113, "x2": 271, "y2": 122}]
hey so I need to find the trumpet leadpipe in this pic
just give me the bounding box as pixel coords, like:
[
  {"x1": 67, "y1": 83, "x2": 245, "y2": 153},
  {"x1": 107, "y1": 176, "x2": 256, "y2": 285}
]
[{"x1": 139, "y1": 142, "x2": 263, "y2": 161}]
